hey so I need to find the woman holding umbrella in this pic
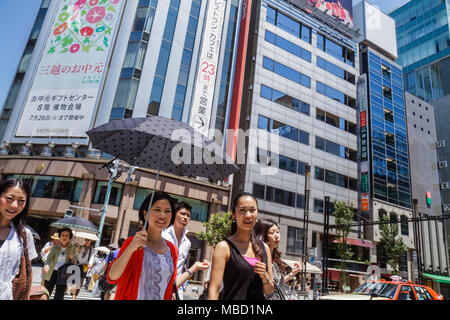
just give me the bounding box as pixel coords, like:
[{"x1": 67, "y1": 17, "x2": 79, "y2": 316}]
[
  {"x1": 107, "y1": 191, "x2": 180, "y2": 300},
  {"x1": 42, "y1": 227, "x2": 78, "y2": 300},
  {"x1": 0, "y1": 178, "x2": 38, "y2": 300}
]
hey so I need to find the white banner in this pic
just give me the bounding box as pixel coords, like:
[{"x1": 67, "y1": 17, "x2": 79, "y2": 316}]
[
  {"x1": 188, "y1": 0, "x2": 227, "y2": 135},
  {"x1": 16, "y1": 0, "x2": 124, "y2": 137}
]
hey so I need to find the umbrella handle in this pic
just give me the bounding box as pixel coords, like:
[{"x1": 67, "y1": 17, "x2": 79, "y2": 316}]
[{"x1": 142, "y1": 167, "x2": 161, "y2": 231}]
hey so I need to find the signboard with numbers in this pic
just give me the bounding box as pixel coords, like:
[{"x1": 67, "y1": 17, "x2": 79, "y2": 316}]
[
  {"x1": 16, "y1": 0, "x2": 124, "y2": 137},
  {"x1": 188, "y1": 0, "x2": 227, "y2": 135}
]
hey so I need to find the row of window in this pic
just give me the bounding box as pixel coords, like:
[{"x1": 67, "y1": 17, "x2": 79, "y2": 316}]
[
  {"x1": 266, "y1": 6, "x2": 312, "y2": 44},
  {"x1": 378, "y1": 209, "x2": 409, "y2": 236},
  {"x1": 171, "y1": 0, "x2": 202, "y2": 121},
  {"x1": 253, "y1": 183, "x2": 305, "y2": 209},
  {"x1": 263, "y1": 56, "x2": 311, "y2": 88},
  {"x1": 314, "y1": 167, "x2": 357, "y2": 191},
  {"x1": 266, "y1": 5, "x2": 356, "y2": 68},
  {"x1": 148, "y1": 0, "x2": 181, "y2": 116},
  {"x1": 110, "y1": 0, "x2": 158, "y2": 120},
  {"x1": 256, "y1": 148, "x2": 308, "y2": 176},
  {"x1": 316, "y1": 82, "x2": 356, "y2": 109},
  {"x1": 317, "y1": 56, "x2": 355, "y2": 84},
  {"x1": 315, "y1": 136, "x2": 357, "y2": 162},
  {"x1": 262, "y1": 56, "x2": 356, "y2": 109},
  {"x1": 8, "y1": 174, "x2": 209, "y2": 222},
  {"x1": 260, "y1": 84, "x2": 310, "y2": 116},
  {"x1": 264, "y1": 30, "x2": 311, "y2": 63},
  {"x1": 316, "y1": 108, "x2": 356, "y2": 135},
  {"x1": 258, "y1": 115, "x2": 310, "y2": 146}
]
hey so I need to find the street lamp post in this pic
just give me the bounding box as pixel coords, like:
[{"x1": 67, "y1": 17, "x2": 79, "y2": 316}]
[
  {"x1": 95, "y1": 159, "x2": 120, "y2": 247},
  {"x1": 300, "y1": 165, "x2": 311, "y2": 294}
]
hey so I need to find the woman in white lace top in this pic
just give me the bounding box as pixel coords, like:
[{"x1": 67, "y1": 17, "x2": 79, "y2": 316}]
[{"x1": 0, "y1": 179, "x2": 38, "y2": 300}]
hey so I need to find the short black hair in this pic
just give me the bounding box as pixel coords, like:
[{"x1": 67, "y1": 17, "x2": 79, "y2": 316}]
[
  {"x1": 138, "y1": 191, "x2": 176, "y2": 226},
  {"x1": 175, "y1": 201, "x2": 192, "y2": 213},
  {"x1": 118, "y1": 237, "x2": 125, "y2": 247},
  {"x1": 59, "y1": 227, "x2": 73, "y2": 239}
]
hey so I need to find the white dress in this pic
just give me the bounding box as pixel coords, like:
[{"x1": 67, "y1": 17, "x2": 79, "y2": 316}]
[{"x1": 0, "y1": 223, "x2": 38, "y2": 300}]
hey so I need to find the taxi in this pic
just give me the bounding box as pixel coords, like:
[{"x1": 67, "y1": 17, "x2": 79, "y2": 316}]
[{"x1": 320, "y1": 276, "x2": 444, "y2": 300}]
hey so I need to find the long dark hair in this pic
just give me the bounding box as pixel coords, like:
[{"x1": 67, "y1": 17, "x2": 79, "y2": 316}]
[
  {"x1": 230, "y1": 192, "x2": 263, "y2": 261},
  {"x1": 138, "y1": 191, "x2": 176, "y2": 227},
  {"x1": 254, "y1": 218, "x2": 285, "y2": 274},
  {"x1": 0, "y1": 178, "x2": 31, "y2": 241}
]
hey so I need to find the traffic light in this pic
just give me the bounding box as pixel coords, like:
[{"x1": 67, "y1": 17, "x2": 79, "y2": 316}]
[{"x1": 426, "y1": 192, "x2": 432, "y2": 208}]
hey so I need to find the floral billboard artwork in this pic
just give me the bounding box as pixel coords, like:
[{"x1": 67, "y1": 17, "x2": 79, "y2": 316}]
[
  {"x1": 16, "y1": 0, "x2": 124, "y2": 138},
  {"x1": 307, "y1": 0, "x2": 353, "y2": 28}
]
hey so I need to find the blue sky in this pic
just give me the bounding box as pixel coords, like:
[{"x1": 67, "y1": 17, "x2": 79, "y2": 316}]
[{"x1": 0, "y1": 0, "x2": 410, "y2": 111}]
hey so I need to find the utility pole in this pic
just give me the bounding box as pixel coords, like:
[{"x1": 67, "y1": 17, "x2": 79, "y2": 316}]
[
  {"x1": 412, "y1": 199, "x2": 423, "y2": 284},
  {"x1": 300, "y1": 165, "x2": 311, "y2": 294}
]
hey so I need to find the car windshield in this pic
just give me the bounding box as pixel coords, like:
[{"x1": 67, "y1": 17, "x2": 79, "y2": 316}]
[{"x1": 353, "y1": 282, "x2": 398, "y2": 299}]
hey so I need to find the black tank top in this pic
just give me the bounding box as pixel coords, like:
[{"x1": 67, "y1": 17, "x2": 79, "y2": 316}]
[{"x1": 221, "y1": 238, "x2": 268, "y2": 300}]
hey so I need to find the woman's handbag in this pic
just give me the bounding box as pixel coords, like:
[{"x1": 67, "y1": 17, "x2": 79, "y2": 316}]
[
  {"x1": 56, "y1": 263, "x2": 77, "y2": 285},
  {"x1": 12, "y1": 231, "x2": 32, "y2": 300}
]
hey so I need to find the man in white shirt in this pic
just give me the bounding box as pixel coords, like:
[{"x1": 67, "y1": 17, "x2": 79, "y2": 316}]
[{"x1": 162, "y1": 201, "x2": 209, "y2": 299}]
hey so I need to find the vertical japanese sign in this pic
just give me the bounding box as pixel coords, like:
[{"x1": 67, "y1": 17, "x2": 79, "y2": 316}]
[
  {"x1": 16, "y1": 0, "x2": 124, "y2": 138},
  {"x1": 188, "y1": 0, "x2": 227, "y2": 135},
  {"x1": 358, "y1": 75, "x2": 370, "y2": 212}
]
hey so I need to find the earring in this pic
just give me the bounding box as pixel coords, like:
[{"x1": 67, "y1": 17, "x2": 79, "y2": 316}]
[{"x1": 232, "y1": 219, "x2": 236, "y2": 223}]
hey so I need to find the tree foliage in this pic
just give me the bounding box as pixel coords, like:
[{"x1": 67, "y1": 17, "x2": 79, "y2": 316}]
[
  {"x1": 195, "y1": 211, "x2": 232, "y2": 247},
  {"x1": 379, "y1": 215, "x2": 407, "y2": 275},
  {"x1": 333, "y1": 201, "x2": 354, "y2": 290}
]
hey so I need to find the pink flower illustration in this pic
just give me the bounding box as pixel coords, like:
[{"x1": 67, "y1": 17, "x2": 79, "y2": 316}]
[
  {"x1": 86, "y1": 6, "x2": 106, "y2": 24},
  {"x1": 70, "y1": 44, "x2": 80, "y2": 53},
  {"x1": 74, "y1": 0, "x2": 87, "y2": 11},
  {"x1": 110, "y1": 0, "x2": 120, "y2": 4}
]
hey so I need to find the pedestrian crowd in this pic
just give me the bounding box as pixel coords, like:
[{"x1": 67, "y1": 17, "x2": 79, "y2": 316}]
[{"x1": 0, "y1": 177, "x2": 308, "y2": 300}]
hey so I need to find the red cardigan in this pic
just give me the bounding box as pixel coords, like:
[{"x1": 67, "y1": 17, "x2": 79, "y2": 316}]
[{"x1": 106, "y1": 236, "x2": 178, "y2": 300}]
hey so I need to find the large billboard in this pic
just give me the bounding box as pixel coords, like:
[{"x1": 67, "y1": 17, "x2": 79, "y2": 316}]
[
  {"x1": 16, "y1": 0, "x2": 124, "y2": 138},
  {"x1": 307, "y1": 0, "x2": 353, "y2": 28},
  {"x1": 188, "y1": 0, "x2": 227, "y2": 136}
]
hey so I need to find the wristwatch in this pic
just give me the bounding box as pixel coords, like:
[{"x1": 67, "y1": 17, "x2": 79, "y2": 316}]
[{"x1": 186, "y1": 269, "x2": 193, "y2": 277}]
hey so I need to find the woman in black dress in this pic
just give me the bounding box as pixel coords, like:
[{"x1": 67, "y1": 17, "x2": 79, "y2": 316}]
[{"x1": 208, "y1": 192, "x2": 274, "y2": 300}]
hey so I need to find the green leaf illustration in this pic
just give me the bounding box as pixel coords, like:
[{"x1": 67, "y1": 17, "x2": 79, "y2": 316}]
[
  {"x1": 60, "y1": 48, "x2": 69, "y2": 53},
  {"x1": 48, "y1": 46, "x2": 56, "y2": 54},
  {"x1": 104, "y1": 27, "x2": 112, "y2": 35},
  {"x1": 62, "y1": 5, "x2": 68, "y2": 11},
  {"x1": 82, "y1": 44, "x2": 92, "y2": 53},
  {"x1": 55, "y1": 35, "x2": 62, "y2": 42},
  {"x1": 100, "y1": 0, "x2": 108, "y2": 4},
  {"x1": 84, "y1": 37, "x2": 90, "y2": 44},
  {"x1": 107, "y1": 6, "x2": 116, "y2": 13},
  {"x1": 61, "y1": 36, "x2": 73, "y2": 48},
  {"x1": 96, "y1": 46, "x2": 104, "y2": 51},
  {"x1": 81, "y1": 9, "x2": 87, "y2": 16},
  {"x1": 103, "y1": 36, "x2": 108, "y2": 47}
]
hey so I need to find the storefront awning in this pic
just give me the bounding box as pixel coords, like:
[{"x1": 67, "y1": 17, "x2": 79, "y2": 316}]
[
  {"x1": 333, "y1": 237, "x2": 374, "y2": 249},
  {"x1": 282, "y1": 259, "x2": 322, "y2": 274},
  {"x1": 422, "y1": 273, "x2": 450, "y2": 284}
]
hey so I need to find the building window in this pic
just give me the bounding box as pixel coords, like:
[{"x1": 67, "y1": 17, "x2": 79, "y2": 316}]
[
  {"x1": 263, "y1": 57, "x2": 311, "y2": 88},
  {"x1": 94, "y1": 181, "x2": 123, "y2": 206},
  {"x1": 266, "y1": 6, "x2": 312, "y2": 44},
  {"x1": 287, "y1": 226, "x2": 304, "y2": 255},
  {"x1": 260, "y1": 84, "x2": 310, "y2": 116},
  {"x1": 313, "y1": 199, "x2": 324, "y2": 213},
  {"x1": 265, "y1": 30, "x2": 311, "y2": 62},
  {"x1": 401, "y1": 215, "x2": 409, "y2": 236}
]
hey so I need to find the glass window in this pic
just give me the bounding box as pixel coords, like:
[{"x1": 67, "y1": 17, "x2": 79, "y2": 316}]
[
  {"x1": 258, "y1": 115, "x2": 270, "y2": 130},
  {"x1": 299, "y1": 131, "x2": 309, "y2": 145},
  {"x1": 279, "y1": 155, "x2": 297, "y2": 173},
  {"x1": 297, "y1": 161, "x2": 306, "y2": 175},
  {"x1": 301, "y1": 25, "x2": 311, "y2": 43},
  {"x1": 260, "y1": 84, "x2": 272, "y2": 100},
  {"x1": 315, "y1": 136, "x2": 325, "y2": 151},
  {"x1": 401, "y1": 215, "x2": 409, "y2": 235},
  {"x1": 325, "y1": 170, "x2": 336, "y2": 185},
  {"x1": 253, "y1": 183, "x2": 265, "y2": 199},
  {"x1": 314, "y1": 199, "x2": 324, "y2": 213},
  {"x1": 94, "y1": 181, "x2": 123, "y2": 206},
  {"x1": 287, "y1": 226, "x2": 303, "y2": 255},
  {"x1": 398, "y1": 285, "x2": 416, "y2": 300},
  {"x1": 413, "y1": 286, "x2": 434, "y2": 300},
  {"x1": 314, "y1": 167, "x2": 324, "y2": 181},
  {"x1": 296, "y1": 194, "x2": 305, "y2": 208},
  {"x1": 266, "y1": 6, "x2": 277, "y2": 24},
  {"x1": 277, "y1": 11, "x2": 300, "y2": 37}
]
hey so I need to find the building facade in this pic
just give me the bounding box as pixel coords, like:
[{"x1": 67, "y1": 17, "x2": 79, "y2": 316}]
[
  {"x1": 0, "y1": 0, "x2": 242, "y2": 278},
  {"x1": 354, "y1": 1, "x2": 416, "y2": 281},
  {"x1": 391, "y1": 0, "x2": 450, "y2": 231},
  {"x1": 404, "y1": 91, "x2": 450, "y2": 296},
  {"x1": 229, "y1": 0, "x2": 373, "y2": 289}
]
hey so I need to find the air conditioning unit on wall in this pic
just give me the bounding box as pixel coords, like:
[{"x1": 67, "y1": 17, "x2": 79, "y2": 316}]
[
  {"x1": 437, "y1": 141, "x2": 446, "y2": 148},
  {"x1": 441, "y1": 182, "x2": 450, "y2": 189}
]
